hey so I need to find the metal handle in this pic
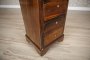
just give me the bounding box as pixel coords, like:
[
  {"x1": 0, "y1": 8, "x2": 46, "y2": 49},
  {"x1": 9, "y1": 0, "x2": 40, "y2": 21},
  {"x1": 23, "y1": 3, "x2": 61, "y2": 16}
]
[
  {"x1": 57, "y1": 5, "x2": 60, "y2": 8},
  {"x1": 56, "y1": 21, "x2": 58, "y2": 24}
]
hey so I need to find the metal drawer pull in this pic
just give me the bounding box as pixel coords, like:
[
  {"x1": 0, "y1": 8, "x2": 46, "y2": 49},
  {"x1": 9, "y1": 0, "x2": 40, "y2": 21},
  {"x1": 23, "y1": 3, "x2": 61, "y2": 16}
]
[
  {"x1": 56, "y1": 21, "x2": 58, "y2": 24},
  {"x1": 57, "y1": 5, "x2": 60, "y2": 8}
]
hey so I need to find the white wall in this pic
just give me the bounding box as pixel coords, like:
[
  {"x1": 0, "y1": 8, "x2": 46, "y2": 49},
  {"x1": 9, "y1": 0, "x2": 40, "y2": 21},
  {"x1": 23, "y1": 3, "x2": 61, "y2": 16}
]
[
  {"x1": 69, "y1": 0, "x2": 90, "y2": 7},
  {"x1": 0, "y1": 0, "x2": 19, "y2": 5},
  {"x1": 0, "y1": 0, "x2": 90, "y2": 7}
]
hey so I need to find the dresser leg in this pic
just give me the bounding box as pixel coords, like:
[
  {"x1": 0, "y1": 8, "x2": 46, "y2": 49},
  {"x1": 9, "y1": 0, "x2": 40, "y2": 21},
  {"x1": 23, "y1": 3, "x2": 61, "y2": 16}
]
[
  {"x1": 58, "y1": 34, "x2": 64, "y2": 42},
  {"x1": 35, "y1": 47, "x2": 49, "y2": 56},
  {"x1": 25, "y1": 34, "x2": 49, "y2": 56},
  {"x1": 40, "y1": 34, "x2": 64, "y2": 56}
]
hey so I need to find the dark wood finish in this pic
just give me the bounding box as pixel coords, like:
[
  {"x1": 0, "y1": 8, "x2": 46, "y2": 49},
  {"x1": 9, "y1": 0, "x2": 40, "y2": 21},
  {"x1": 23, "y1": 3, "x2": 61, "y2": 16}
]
[
  {"x1": 44, "y1": 0, "x2": 68, "y2": 21},
  {"x1": 44, "y1": 27, "x2": 64, "y2": 46},
  {"x1": 19, "y1": 0, "x2": 69, "y2": 56},
  {"x1": 44, "y1": 15, "x2": 65, "y2": 33},
  {"x1": 19, "y1": 0, "x2": 44, "y2": 49},
  {"x1": 26, "y1": 34, "x2": 64, "y2": 56}
]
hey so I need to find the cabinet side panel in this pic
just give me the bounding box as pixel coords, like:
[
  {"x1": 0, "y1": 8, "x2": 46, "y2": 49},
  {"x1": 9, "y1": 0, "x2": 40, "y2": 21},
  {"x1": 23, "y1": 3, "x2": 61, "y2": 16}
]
[{"x1": 19, "y1": 0, "x2": 41, "y2": 48}]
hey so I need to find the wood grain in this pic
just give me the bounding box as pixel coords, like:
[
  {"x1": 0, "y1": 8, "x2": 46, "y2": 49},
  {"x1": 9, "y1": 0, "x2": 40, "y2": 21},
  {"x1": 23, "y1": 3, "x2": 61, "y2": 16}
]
[
  {"x1": 19, "y1": 0, "x2": 42, "y2": 48},
  {"x1": 19, "y1": 0, "x2": 68, "y2": 55},
  {"x1": 44, "y1": 0, "x2": 68, "y2": 21},
  {"x1": 0, "y1": 9, "x2": 90, "y2": 60}
]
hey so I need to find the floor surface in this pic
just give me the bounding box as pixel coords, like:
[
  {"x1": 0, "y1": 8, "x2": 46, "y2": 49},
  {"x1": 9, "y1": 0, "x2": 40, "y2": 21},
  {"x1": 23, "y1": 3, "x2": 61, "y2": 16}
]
[{"x1": 0, "y1": 9, "x2": 90, "y2": 60}]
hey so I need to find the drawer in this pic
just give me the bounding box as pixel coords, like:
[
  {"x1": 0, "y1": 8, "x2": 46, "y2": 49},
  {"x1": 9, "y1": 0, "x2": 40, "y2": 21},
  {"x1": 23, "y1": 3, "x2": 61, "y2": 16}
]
[
  {"x1": 44, "y1": 27, "x2": 64, "y2": 46},
  {"x1": 44, "y1": 15, "x2": 65, "y2": 33},
  {"x1": 43, "y1": 0, "x2": 68, "y2": 21},
  {"x1": 44, "y1": 2, "x2": 61, "y2": 21}
]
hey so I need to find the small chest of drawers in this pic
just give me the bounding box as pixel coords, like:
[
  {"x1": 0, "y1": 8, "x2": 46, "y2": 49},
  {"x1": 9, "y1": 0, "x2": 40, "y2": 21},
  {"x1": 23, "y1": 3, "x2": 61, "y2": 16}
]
[{"x1": 19, "y1": 0, "x2": 69, "y2": 56}]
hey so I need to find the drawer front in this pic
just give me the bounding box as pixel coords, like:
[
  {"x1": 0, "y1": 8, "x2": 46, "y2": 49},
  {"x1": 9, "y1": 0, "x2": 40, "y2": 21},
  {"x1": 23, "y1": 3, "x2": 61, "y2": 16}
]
[
  {"x1": 44, "y1": 27, "x2": 64, "y2": 46},
  {"x1": 44, "y1": 15, "x2": 65, "y2": 33},
  {"x1": 44, "y1": 2, "x2": 61, "y2": 21},
  {"x1": 44, "y1": 0, "x2": 68, "y2": 21}
]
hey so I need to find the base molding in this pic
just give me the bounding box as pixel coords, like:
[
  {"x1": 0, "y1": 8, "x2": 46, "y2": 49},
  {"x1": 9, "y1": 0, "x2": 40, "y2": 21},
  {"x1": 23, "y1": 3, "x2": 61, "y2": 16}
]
[
  {"x1": 26, "y1": 35, "x2": 48, "y2": 56},
  {"x1": 25, "y1": 34, "x2": 64, "y2": 56},
  {"x1": 68, "y1": 7, "x2": 90, "y2": 11}
]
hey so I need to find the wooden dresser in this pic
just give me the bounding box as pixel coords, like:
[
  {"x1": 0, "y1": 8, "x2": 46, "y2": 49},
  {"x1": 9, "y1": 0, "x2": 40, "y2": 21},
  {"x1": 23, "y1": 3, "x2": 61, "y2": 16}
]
[{"x1": 19, "y1": 0, "x2": 69, "y2": 56}]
